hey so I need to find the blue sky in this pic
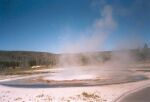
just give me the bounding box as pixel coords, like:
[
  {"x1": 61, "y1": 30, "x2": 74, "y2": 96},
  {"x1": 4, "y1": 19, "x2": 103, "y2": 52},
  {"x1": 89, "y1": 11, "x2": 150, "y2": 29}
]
[{"x1": 0, "y1": 0, "x2": 150, "y2": 53}]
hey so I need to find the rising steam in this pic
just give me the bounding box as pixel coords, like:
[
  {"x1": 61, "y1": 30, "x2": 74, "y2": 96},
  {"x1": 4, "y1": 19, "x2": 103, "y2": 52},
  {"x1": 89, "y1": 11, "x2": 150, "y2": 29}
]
[
  {"x1": 50, "y1": 4, "x2": 144, "y2": 81},
  {"x1": 58, "y1": 5, "x2": 118, "y2": 66},
  {"x1": 61, "y1": 5, "x2": 117, "y2": 53}
]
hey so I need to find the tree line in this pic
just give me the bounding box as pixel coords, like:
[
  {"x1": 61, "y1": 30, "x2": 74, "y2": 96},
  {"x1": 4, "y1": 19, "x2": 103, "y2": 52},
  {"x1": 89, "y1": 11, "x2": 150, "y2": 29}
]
[{"x1": 0, "y1": 43, "x2": 149, "y2": 69}]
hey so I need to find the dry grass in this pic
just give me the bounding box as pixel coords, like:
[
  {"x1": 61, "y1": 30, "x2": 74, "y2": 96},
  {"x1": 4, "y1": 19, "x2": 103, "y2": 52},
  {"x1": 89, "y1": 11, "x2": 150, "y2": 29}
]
[
  {"x1": 14, "y1": 97, "x2": 22, "y2": 101},
  {"x1": 81, "y1": 92, "x2": 102, "y2": 102},
  {"x1": 82, "y1": 92, "x2": 100, "y2": 99}
]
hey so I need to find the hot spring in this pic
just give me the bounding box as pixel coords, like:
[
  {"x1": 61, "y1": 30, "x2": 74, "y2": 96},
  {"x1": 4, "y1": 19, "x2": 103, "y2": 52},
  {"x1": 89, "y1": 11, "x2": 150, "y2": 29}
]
[{"x1": 0, "y1": 66, "x2": 148, "y2": 88}]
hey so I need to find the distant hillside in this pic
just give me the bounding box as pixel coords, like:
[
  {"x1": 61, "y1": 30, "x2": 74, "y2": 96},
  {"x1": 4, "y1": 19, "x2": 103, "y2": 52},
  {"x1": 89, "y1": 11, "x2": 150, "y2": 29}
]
[
  {"x1": 0, "y1": 47, "x2": 150, "y2": 69},
  {"x1": 0, "y1": 51, "x2": 58, "y2": 69}
]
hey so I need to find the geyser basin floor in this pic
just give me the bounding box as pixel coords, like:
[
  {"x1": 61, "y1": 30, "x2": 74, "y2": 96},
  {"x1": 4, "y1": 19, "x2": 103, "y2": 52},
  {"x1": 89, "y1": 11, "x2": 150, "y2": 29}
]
[
  {"x1": 1, "y1": 75, "x2": 150, "y2": 102},
  {"x1": 1, "y1": 66, "x2": 150, "y2": 102}
]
